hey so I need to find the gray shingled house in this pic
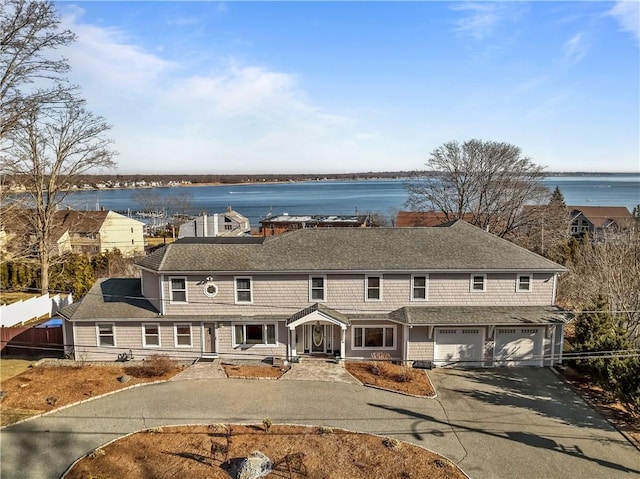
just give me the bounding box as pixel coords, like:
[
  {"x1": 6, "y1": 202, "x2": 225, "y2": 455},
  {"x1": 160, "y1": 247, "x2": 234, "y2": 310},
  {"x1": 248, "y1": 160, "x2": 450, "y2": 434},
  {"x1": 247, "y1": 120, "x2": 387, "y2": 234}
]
[{"x1": 60, "y1": 220, "x2": 571, "y2": 367}]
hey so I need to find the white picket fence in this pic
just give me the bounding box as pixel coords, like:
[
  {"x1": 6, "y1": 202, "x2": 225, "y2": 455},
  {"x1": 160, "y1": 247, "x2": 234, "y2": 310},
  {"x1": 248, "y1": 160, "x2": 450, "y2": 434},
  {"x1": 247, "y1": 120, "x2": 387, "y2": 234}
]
[{"x1": 0, "y1": 293, "x2": 73, "y2": 327}]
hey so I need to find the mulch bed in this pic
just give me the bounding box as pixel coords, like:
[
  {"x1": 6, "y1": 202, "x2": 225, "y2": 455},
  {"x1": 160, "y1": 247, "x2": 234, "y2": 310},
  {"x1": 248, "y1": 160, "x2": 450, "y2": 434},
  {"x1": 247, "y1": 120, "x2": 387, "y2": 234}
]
[{"x1": 345, "y1": 361, "x2": 435, "y2": 397}]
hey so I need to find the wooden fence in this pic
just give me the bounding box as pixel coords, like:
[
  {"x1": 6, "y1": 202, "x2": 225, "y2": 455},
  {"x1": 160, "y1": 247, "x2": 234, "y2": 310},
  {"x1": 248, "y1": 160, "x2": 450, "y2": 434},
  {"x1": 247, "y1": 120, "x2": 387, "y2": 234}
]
[{"x1": 0, "y1": 325, "x2": 64, "y2": 357}]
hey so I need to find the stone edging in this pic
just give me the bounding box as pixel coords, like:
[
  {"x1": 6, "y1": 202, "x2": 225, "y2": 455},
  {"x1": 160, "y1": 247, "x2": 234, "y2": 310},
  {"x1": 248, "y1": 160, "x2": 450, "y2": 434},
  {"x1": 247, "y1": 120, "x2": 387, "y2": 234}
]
[
  {"x1": 550, "y1": 366, "x2": 639, "y2": 452},
  {"x1": 60, "y1": 422, "x2": 471, "y2": 479},
  {"x1": 344, "y1": 367, "x2": 439, "y2": 398}
]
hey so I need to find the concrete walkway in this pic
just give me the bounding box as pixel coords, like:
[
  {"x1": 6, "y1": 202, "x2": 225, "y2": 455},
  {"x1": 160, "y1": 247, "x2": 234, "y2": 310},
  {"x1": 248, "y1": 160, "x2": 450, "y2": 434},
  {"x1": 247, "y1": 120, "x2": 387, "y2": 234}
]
[
  {"x1": 280, "y1": 358, "x2": 360, "y2": 384},
  {"x1": 170, "y1": 359, "x2": 226, "y2": 380}
]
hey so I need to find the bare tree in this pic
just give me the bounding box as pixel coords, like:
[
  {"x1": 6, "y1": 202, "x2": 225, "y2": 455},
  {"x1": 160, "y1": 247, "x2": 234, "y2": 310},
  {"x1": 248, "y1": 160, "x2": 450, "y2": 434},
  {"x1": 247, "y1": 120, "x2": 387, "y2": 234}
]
[
  {"x1": 2, "y1": 102, "x2": 116, "y2": 293},
  {"x1": 405, "y1": 139, "x2": 548, "y2": 237},
  {"x1": 558, "y1": 226, "x2": 640, "y2": 341},
  {"x1": 1, "y1": 0, "x2": 76, "y2": 141}
]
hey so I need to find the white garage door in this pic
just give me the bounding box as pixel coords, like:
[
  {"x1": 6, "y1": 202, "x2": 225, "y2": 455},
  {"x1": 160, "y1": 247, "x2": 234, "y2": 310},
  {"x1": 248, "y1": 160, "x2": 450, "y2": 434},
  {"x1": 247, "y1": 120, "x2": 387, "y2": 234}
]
[
  {"x1": 494, "y1": 328, "x2": 543, "y2": 366},
  {"x1": 434, "y1": 328, "x2": 484, "y2": 367}
]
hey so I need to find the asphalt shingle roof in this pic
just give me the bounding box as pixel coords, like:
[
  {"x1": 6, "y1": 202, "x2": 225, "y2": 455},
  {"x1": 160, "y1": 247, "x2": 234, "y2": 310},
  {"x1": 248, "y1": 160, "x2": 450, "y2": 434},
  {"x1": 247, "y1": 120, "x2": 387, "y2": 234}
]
[
  {"x1": 136, "y1": 220, "x2": 567, "y2": 273},
  {"x1": 59, "y1": 278, "x2": 160, "y2": 320},
  {"x1": 388, "y1": 305, "x2": 571, "y2": 325}
]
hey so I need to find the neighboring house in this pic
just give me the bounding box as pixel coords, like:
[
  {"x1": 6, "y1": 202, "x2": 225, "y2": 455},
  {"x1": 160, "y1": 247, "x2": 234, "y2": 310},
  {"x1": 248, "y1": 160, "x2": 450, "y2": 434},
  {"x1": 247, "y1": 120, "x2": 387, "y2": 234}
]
[
  {"x1": 52, "y1": 210, "x2": 145, "y2": 256},
  {"x1": 178, "y1": 208, "x2": 250, "y2": 238},
  {"x1": 567, "y1": 206, "x2": 633, "y2": 238},
  {"x1": 396, "y1": 211, "x2": 475, "y2": 227},
  {"x1": 60, "y1": 221, "x2": 570, "y2": 367},
  {"x1": 260, "y1": 214, "x2": 370, "y2": 236}
]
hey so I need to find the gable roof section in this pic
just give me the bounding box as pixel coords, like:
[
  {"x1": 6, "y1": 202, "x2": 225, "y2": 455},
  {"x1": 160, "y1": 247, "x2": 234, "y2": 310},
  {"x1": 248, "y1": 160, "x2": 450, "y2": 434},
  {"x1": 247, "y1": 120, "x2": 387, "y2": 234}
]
[
  {"x1": 59, "y1": 278, "x2": 159, "y2": 320},
  {"x1": 568, "y1": 206, "x2": 632, "y2": 228},
  {"x1": 389, "y1": 305, "x2": 571, "y2": 325},
  {"x1": 136, "y1": 220, "x2": 566, "y2": 273}
]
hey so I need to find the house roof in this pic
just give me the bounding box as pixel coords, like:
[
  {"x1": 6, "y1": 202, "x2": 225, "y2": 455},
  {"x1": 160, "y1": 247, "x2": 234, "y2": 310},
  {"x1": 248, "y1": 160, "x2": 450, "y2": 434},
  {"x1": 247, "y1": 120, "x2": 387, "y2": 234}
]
[
  {"x1": 59, "y1": 278, "x2": 160, "y2": 320},
  {"x1": 50, "y1": 210, "x2": 144, "y2": 241},
  {"x1": 396, "y1": 211, "x2": 475, "y2": 227},
  {"x1": 287, "y1": 303, "x2": 350, "y2": 327},
  {"x1": 260, "y1": 214, "x2": 368, "y2": 225},
  {"x1": 568, "y1": 206, "x2": 632, "y2": 228},
  {"x1": 388, "y1": 305, "x2": 572, "y2": 325},
  {"x1": 136, "y1": 220, "x2": 567, "y2": 273}
]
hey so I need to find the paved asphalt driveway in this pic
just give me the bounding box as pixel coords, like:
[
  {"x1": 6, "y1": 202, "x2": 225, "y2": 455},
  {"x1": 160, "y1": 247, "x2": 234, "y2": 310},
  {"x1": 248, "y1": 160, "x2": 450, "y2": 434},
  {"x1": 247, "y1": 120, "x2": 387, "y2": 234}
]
[{"x1": 1, "y1": 368, "x2": 638, "y2": 479}]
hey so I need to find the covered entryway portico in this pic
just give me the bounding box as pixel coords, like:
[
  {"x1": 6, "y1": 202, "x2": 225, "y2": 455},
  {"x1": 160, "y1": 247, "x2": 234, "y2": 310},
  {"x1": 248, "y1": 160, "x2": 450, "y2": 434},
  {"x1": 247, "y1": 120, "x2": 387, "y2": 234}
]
[{"x1": 287, "y1": 304, "x2": 350, "y2": 359}]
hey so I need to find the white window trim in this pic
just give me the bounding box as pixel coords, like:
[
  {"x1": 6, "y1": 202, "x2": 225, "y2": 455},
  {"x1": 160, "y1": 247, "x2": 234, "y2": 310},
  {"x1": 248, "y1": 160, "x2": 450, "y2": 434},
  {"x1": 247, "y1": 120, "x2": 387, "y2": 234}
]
[
  {"x1": 142, "y1": 323, "x2": 161, "y2": 348},
  {"x1": 232, "y1": 322, "x2": 278, "y2": 347},
  {"x1": 174, "y1": 323, "x2": 193, "y2": 348},
  {"x1": 516, "y1": 274, "x2": 533, "y2": 293},
  {"x1": 365, "y1": 274, "x2": 383, "y2": 302},
  {"x1": 411, "y1": 274, "x2": 429, "y2": 301},
  {"x1": 234, "y1": 276, "x2": 253, "y2": 304},
  {"x1": 169, "y1": 276, "x2": 188, "y2": 304},
  {"x1": 470, "y1": 274, "x2": 487, "y2": 292},
  {"x1": 351, "y1": 325, "x2": 396, "y2": 350},
  {"x1": 96, "y1": 322, "x2": 116, "y2": 348},
  {"x1": 309, "y1": 275, "x2": 327, "y2": 302}
]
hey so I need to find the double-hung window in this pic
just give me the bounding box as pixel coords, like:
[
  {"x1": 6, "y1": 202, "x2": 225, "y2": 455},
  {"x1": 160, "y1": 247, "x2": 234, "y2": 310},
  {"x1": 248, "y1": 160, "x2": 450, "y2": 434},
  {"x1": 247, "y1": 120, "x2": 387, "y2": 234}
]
[
  {"x1": 97, "y1": 323, "x2": 115, "y2": 347},
  {"x1": 411, "y1": 274, "x2": 428, "y2": 301},
  {"x1": 352, "y1": 325, "x2": 395, "y2": 350},
  {"x1": 309, "y1": 276, "x2": 326, "y2": 302},
  {"x1": 365, "y1": 275, "x2": 382, "y2": 301},
  {"x1": 470, "y1": 274, "x2": 486, "y2": 292},
  {"x1": 233, "y1": 323, "x2": 277, "y2": 346},
  {"x1": 235, "y1": 277, "x2": 253, "y2": 304},
  {"x1": 142, "y1": 323, "x2": 161, "y2": 347},
  {"x1": 170, "y1": 277, "x2": 187, "y2": 302},
  {"x1": 517, "y1": 274, "x2": 532, "y2": 292},
  {"x1": 174, "y1": 324, "x2": 193, "y2": 347}
]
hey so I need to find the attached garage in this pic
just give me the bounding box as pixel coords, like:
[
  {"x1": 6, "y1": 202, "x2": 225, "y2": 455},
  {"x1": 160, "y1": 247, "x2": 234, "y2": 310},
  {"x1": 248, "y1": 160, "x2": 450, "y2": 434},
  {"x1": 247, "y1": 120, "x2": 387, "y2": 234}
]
[
  {"x1": 434, "y1": 327, "x2": 484, "y2": 367},
  {"x1": 494, "y1": 327, "x2": 543, "y2": 366}
]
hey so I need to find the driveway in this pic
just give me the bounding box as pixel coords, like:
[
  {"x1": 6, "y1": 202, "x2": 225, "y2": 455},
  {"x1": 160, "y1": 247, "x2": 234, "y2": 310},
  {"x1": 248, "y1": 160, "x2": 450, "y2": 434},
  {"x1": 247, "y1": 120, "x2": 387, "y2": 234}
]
[{"x1": 1, "y1": 368, "x2": 638, "y2": 479}]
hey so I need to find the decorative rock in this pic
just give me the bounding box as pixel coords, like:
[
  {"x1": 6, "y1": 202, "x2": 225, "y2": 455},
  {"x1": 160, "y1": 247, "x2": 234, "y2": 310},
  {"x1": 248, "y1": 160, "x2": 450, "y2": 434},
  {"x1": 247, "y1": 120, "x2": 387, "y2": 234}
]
[
  {"x1": 229, "y1": 451, "x2": 272, "y2": 479},
  {"x1": 118, "y1": 375, "x2": 131, "y2": 383},
  {"x1": 45, "y1": 396, "x2": 58, "y2": 406},
  {"x1": 0, "y1": 391, "x2": 7, "y2": 401}
]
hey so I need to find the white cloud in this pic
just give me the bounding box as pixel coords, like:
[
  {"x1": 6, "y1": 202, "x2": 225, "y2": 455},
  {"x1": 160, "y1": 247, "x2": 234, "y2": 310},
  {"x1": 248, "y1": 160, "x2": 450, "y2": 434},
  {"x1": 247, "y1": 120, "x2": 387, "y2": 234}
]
[
  {"x1": 57, "y1": 9, "x2": 396, "y2": 173},
  {"x1": 563, "y1": 32, "x2": 588, "y2": 64},
  {"x1": 608, "y1": 1, "x2": 640, "y2": 43},
  {"x1": 453, "y1": 2, "x2": 503, "y2": 40}
]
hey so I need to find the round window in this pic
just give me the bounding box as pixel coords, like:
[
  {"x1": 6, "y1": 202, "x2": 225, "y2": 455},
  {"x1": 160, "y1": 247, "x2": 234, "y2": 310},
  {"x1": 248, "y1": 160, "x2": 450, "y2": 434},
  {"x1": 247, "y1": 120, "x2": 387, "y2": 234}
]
[{"x1": 204, "y1": 282, "x2": 218, "y2": 298}]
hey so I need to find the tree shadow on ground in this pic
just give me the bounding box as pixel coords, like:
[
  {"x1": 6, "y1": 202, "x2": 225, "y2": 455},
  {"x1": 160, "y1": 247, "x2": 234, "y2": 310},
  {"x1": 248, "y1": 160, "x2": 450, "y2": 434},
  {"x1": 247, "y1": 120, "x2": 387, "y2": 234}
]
[
  {"x1": 436, "y1": 367, "x2": 611, "y2": 431},
  {"x1": 369, "y1": 402, "x2": 640, "y2": 476}
]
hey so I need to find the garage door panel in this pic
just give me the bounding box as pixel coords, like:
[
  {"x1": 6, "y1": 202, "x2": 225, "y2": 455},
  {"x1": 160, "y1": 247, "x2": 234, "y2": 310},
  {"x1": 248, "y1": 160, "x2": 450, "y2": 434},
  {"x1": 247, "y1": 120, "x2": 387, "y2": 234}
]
[
  {"x1": 434, "y1": 328, "x2": 484, "y2": 367},
  {"x1": 494, "y1": 328, "x2": 542, "y2": 366}
]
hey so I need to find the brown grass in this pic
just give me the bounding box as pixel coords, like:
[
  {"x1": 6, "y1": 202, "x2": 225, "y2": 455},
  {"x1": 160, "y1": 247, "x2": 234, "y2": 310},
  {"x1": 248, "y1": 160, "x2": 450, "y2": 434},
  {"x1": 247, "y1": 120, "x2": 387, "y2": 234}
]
[
  {"x1": 64, "y1": 424, "x2": 466, "y2": 479},
  {"x1": 0, "y1": 363, "x2": 183, "y2": 426},
  {"x1": 0, "y1": 358, "x2": 37, "y2": 381},
  {"x1": 345, "y1": 361, "x2": 435, "y2": 397}
]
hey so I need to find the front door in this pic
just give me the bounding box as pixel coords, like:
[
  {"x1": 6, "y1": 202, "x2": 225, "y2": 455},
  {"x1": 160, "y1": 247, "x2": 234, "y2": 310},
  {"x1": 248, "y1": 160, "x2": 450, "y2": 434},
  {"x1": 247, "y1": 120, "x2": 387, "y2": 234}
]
[
  {"x1": 204, "y1": 322, "x2": 215, "y2": 354},
  {"x1": 306, "y1": 324, "x2": 332, "y2": 354}
]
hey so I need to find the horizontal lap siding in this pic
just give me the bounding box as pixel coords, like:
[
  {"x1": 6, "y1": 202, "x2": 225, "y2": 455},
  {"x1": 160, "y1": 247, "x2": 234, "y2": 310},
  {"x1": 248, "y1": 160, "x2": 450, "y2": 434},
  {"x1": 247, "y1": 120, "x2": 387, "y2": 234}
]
[
  {"x1": 427, "y1": 273, "x2": 554, "y2": 306},
  {"x1": 158, "y1": 272, "x2": 556, "y2": 317},
  {"x1": 142, "y1": 270, "x2": 162, "y2": 312},
  {"x1": 73, "y1": 321, "x2": 202, "y2": 361},
  {"x1": 407, "y1": 327, "x2": 434, "y2": 362}
]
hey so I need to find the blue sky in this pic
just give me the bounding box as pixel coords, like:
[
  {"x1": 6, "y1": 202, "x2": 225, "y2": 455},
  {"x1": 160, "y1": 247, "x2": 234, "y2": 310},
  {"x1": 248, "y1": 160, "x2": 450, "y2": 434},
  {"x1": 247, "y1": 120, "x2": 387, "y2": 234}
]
[{"x1": 58, "y1": 1, "x2": 639, "y2": 174}]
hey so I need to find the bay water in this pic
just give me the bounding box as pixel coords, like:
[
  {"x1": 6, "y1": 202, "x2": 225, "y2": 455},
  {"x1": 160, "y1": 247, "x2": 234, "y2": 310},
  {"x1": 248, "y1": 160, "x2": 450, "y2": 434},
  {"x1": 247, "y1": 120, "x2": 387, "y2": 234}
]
[{"x1": 64, "y1": 174, "x2": 640, "y2": 225}]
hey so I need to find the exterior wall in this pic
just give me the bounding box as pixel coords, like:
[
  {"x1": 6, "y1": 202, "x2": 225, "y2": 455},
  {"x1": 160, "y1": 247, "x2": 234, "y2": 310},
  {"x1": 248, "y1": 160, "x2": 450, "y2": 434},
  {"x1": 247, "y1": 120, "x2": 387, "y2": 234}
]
[
  {"x1": 406, "y1": 326, "x2": 434, "y2": 362},
  {"x1": 72, "y1": 320, "x2": 203, "y2": 361},
  {"x1": 99, "y1": 212, "x2": 145, "y2": 256},
  {"x1": 159, "y1": 272, "x2": 556, "y2": 317},
  {"x1": 344, "y1": 319, "x2": 403, "y2": 360},
  {"x1": 141, "y1": 270, "x2": 162, "y2": 312},
  {"x1": 215, "y1": 321, "x2": 288, "y2": 359}
]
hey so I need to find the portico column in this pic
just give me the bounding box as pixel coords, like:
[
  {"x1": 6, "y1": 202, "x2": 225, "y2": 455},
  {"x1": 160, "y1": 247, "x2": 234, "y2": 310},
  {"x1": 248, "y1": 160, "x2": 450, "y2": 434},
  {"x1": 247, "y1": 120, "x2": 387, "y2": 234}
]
[
  {"x1": 340, "y1": 327, "x2": 346, "y2": 359},
  {"x1": 291, "y1": 328, "x2": 297, "y2": 358}
]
